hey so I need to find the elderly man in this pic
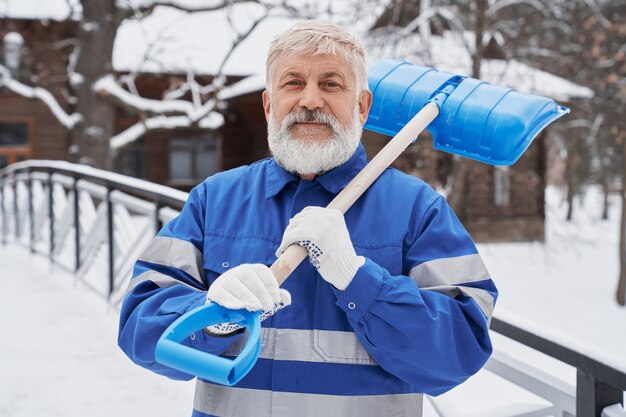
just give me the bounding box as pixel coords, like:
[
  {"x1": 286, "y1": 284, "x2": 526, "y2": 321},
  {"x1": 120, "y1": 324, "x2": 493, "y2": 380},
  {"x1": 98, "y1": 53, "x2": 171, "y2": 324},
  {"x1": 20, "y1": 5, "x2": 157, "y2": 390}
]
[{"x1": 118, "y1": 21, "x2": 496, "y2": 417}]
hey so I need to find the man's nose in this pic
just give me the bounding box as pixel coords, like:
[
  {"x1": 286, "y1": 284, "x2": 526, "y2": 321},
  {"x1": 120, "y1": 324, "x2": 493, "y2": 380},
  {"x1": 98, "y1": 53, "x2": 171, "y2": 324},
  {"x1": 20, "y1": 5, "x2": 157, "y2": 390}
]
[{"x1": 298, "y1": 84, "x2": 324, "y2": 110}]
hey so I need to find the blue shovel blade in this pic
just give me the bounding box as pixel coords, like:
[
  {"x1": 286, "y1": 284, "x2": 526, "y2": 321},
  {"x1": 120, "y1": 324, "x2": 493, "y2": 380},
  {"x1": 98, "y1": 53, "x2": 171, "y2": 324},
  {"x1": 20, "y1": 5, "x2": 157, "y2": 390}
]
[
  {"x1": 155, "y1": 303, "x2": 262, "y2": 386},
  {"x1": 364, "y1": 58, "x2": 569, "y2": 166}
]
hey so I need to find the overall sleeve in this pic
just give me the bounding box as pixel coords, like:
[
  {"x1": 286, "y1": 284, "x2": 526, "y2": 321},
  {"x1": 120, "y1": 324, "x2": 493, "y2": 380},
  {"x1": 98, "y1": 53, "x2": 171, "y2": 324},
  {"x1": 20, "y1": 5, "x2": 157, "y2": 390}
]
[
  {"x1": 118, "y1": 184, "x2": 243, "y2": 380},
  {"x1": 335, "y1": 195, "x2": 497, "y2": 396}
]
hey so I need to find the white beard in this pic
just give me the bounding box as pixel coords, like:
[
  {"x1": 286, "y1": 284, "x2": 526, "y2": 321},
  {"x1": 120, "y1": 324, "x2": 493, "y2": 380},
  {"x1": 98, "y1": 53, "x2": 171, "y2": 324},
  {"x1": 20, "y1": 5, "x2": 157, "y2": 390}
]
[{"x1": 267, "y1": 106, "x2": 362, "y2": 176}]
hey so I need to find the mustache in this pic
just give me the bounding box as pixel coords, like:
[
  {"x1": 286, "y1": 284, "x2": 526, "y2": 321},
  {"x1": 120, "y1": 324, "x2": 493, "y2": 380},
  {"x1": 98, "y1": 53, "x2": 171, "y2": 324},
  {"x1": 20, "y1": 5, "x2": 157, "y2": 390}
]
[{"x1": 283, "y1": 109, "x2": 340, "y2": 129}]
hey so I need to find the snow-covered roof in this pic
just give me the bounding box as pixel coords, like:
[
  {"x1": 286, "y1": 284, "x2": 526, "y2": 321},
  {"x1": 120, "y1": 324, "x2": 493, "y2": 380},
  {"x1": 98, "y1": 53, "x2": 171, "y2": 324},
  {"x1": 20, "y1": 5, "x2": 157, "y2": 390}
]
[
  {"x1": 480, "y1": 59, "x2": 594, "y2": 102},
  {"x1": 113, "y1": 4, "x2": 301, "y2": 77},
  {"x1": 0, "y1": 0, "x2": 81, "y2": 21},
  {"x1": 2, "y1": 1, "x2": 592, "y2": 101},
  {"x1": 111, "y1": 1, "x2": 387, "y2": 78},
  {"x1": 365, "y1": 31, "x2": 594, "y2": 102},
  {"x1": 115, "y1": 10, "x2": 592, "y2": 101}
]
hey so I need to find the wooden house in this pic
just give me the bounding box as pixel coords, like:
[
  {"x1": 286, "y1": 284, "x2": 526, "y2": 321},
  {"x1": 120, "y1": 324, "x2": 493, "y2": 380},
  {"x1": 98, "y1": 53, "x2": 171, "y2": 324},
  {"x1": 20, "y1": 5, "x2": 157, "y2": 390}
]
[{"x1": 0, "y1": 7, "x2": 592, "y2": 242}]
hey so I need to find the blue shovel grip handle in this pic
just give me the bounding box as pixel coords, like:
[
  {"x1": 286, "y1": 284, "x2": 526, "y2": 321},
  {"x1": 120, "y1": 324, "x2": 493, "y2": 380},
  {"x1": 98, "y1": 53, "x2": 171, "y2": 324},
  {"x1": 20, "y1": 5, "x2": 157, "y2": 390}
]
[{"x1": 155, "y1": 302, "x2": 262, "y2": 386}]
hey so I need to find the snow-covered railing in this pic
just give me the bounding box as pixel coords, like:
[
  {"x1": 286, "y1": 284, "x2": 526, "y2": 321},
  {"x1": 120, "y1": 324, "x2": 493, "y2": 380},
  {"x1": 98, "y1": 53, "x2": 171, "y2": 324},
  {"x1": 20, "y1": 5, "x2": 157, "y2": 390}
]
[
  {"x1": 0, "y1": 160, "x2": 187, "y2": 307},
  {"x1": 488, "y1": 311, "x2": 626, "y2": 417},
  {"x1": 1, "y1": 160, "x2": 625, "y2": 417}
]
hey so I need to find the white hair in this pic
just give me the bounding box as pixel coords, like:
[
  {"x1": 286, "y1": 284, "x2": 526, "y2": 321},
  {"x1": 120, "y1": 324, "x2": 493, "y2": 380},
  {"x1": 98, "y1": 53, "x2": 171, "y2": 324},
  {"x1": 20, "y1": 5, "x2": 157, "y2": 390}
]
[{"x1": 266, "y1": 21, "x2": 369, "y2": 93}]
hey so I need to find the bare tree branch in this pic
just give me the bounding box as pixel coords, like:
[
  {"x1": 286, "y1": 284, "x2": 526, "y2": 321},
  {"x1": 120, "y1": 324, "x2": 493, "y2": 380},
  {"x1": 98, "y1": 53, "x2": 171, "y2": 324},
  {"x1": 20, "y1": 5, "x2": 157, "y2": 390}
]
[
  {"x1": 0, "y1": 65, "x2": 82, "y2": 129},
  {"x1": 93, "y1": 74, "x2": 196, "y2": 115},
  {"x1": 128, "y1": 0, "x2": 260, "y2": 15},
  {"x1": 110, "y1": 107, "x2": 223, "y2": 151},
  {"x1": 63, "y1": 0, "x2": 82, "y2": 21},
  {"x1": 581, "y1": 0, "x2": 612, "y2": 29},
  {"x1": 216, "y1": 9, "x2": 270, "y2": 77},
  {"x1": 486, "y1": 0, "x2": 550, "y2": 19}
]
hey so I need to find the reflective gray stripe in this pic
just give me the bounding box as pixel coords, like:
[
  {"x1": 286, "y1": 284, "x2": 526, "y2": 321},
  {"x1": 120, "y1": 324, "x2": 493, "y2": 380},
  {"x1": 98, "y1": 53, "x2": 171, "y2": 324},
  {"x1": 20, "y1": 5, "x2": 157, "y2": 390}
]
[
  {"x1": 408, "y1": 253, "x2": 490, "y2": 287},
  {"x1": 124, "y1": 270, "x2": 202, "y2": 297},
  {"x1": 422, "y1": 284, "x2": 494, "y2": 320},
  {"x1": 221, "y1": 328, "x2": 377, "y2": 366},
  {"x1": 194, "y1": 380, "x2": 423, "y2": 417},
  {"x1": 138, "y1": 236, "x2": 204, "y2": 285},
  {"x1": 408, "y1": 254, "x2": 493, "y2": 319}
]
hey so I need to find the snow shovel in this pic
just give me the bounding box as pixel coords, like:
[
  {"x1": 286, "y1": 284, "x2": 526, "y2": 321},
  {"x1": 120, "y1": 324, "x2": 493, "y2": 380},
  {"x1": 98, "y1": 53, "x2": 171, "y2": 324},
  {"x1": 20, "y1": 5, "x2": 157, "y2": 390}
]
[{"x1": 155, "y1": 58, "x2": 569, "y2": 386}]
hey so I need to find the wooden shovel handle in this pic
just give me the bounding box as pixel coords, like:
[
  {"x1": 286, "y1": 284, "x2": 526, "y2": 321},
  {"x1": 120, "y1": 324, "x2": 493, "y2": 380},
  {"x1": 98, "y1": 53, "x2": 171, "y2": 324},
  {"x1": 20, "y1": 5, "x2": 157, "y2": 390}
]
[{"x1": 269, "y1": 102, "x2": 441, "y2": 286}]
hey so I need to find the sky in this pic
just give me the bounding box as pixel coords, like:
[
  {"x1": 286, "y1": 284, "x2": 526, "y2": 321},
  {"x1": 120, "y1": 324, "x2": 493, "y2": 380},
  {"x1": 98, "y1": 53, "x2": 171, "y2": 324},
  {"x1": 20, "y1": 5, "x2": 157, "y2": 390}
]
[{"x1": 0, "y1": 185, "x2": 624, "y2": 416}]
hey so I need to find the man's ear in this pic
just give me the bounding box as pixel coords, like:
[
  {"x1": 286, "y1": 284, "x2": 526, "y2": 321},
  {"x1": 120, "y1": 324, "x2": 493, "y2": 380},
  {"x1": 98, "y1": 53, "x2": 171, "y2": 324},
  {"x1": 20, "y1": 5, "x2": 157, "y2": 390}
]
[
  {"x1": 358, "y1": 90, "x2": 373, "y2": 126},
  {"x1": 262, "y1": 90, "x2": 271, "y2": 122}
]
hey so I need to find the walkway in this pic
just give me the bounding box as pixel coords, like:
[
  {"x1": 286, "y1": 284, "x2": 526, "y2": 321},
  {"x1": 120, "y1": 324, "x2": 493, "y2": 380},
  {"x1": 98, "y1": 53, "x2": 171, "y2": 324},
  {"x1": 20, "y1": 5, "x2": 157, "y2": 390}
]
[
  {"x1": 0, "y1": 242, "x2": 560, "y2": 417},
  {"x1": 0, "y1": 244, "x2": 195, "y2": 417}
]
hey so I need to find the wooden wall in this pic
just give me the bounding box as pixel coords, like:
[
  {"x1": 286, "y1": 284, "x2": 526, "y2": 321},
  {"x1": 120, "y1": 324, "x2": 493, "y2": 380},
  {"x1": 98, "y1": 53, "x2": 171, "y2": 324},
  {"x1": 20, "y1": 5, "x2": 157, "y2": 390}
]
[
  {"x1": 0, "y1": 92, "x2": 69, "y2": 160},
  {"x1": 0, "y1": 18, "x2": 547, "y2": 242},
  {"x1": 361, "y1": 129, "x2": 547, "y2": 242}
]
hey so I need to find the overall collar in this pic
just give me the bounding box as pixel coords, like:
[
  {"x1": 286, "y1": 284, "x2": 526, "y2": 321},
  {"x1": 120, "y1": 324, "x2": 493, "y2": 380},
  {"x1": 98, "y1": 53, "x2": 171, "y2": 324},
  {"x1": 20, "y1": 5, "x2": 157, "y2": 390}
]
[{"x1": 265, "y1": 143, "x2": 368, "y2": 199}]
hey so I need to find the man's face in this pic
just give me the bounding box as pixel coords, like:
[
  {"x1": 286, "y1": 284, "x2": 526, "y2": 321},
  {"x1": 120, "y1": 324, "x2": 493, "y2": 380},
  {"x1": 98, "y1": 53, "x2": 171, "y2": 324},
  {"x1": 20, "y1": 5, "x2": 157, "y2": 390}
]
[
  {"x1": 262, "y1": 52, "x2": 371, "y2": 142},
  {"x1": 262, "y1": 52, "x2": 372, "y2": 176}
]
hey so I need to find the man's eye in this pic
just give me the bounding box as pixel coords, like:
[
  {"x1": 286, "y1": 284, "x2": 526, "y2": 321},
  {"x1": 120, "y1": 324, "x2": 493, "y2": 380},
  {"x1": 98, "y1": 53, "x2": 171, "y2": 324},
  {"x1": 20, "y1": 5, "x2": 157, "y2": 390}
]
[
  {"x1": 285, "y1": 80, "x2": 303, "y2": 87},
  {"x1": 324, "y1": 81, "x2": 341, "y2": 89}
]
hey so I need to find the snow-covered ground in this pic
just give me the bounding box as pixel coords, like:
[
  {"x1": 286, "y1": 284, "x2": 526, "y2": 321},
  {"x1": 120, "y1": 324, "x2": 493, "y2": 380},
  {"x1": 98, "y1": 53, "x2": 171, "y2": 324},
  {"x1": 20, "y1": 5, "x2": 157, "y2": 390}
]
[
  {"x1": 430, "y1": 185, "x2": 626, "y2": 415},
  {"x1": 0, "y1": 185, "x2": 624, "y2": 416},
  {"x1": 0, "y1": 245, "x2": 195, "y2": 417},
  {"x1": 480, "y1": 186, "x2": 626, "y2": 373}
]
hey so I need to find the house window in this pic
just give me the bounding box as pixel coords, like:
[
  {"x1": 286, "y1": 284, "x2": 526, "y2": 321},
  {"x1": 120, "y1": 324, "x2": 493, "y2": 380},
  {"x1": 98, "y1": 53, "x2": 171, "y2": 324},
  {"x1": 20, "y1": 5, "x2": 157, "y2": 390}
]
[
  {"x1": 0, "y1": 121, "x2": 30, "y2": 168},
  {"x1": 169, "y1": 134, "x2": 219, "y2": 185},
  {"x1": 494, "y1": 166, "x2": 510, "y2": 207},
  {"x1": 116, "y1": 141, "x2": 145, "y2": 179},
  {"x1": 0, "y1": 122, "x2": 28, "y2": 147}
]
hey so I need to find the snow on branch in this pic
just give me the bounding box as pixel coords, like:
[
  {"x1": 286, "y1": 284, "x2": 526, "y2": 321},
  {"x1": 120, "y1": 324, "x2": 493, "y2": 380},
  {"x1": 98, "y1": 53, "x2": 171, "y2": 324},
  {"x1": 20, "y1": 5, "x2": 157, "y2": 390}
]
[
  {"x1": 110, "y1": 112, "x2": 224, "y2": 150},
  {"x1": 94, "y1": 74, "x2": 196, "y2": 116},
  {"x1": 485, "y1": 0, "x2": 550, "y2": 19},
  {"x1": 107, "y1": 70, "x2": 266, "y2": 151},
  {"x1": 121, "y1": 0, "x2": 259, "y2": 14},
  {"x1": 0, "y1": 65, "x2": 82, "y2": 129}
]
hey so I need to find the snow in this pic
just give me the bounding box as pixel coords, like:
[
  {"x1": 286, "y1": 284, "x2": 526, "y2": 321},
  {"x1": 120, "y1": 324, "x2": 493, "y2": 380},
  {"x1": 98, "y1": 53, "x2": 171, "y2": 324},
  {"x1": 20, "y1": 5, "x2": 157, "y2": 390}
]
[
  {"x1": 0, "y1": 244, "x2": 194, "y2": 417},
  {"x1": 1, "y1": 184, "x2": 625, "y2": 415},
  {"x1": 0, "y1": 0, "x2": 78, "y2": 21},
  {"x1": 109, "y1": 111, "x2": 224, "y2": 150},
  {"x1": 365, "y1": 30, "x2": 594, "y2": 101},
  {"x1": 4, "y1": 159, "x2": 189, "y2": 202},
  {"x1": 478, "y1": 186, "x2": 626, "y2": 374},
  {"x1": 0, "y1": 65, "x2": 82, "y2": 129},
  {"x1": 481, "y1": 59, "x2": 595, "y2": 102},
  {"x1": 217, "y1": 73, "x2": 267, "y2": 100},
  {"x1": 112, "y1": 4, "x2": 301, "y2": 76},
  {"x1": 3, "y1": 0, "x2": 591, "y2": 106},
  {"x1": 428, "y1": 368, "x2": 553, "y2": 417},
  {"x1": 2, "y1": 31, "x2": 23, "y2": 44},
  {"x1": 112, "y1": 4, "x2": 592, "y2": 102},
  {"x1": 94, "y1": 74, "x2": 195, "y2": 115}
]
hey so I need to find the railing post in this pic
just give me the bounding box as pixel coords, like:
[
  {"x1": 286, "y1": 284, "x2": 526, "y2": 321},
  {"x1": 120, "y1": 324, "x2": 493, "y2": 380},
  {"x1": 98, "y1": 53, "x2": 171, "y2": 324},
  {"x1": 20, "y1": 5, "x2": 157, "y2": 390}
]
[
  {"x1": 73, "y1": 177, "x2": 80, "y2": 272},
  {"x1": 106, "y1": 186, "x2": 114, "y2": 298},
  {"x1": 1, "y1": 172, "x2": 5, "y2": 245},
  {"x1": 28, "y1": 168, "x2": 34, "y2": 253},
  {"x1": 154, "y1": 197, "x2": 163, "y2": 235},
  {"x1": 48, "y1": 170, "x2": 54, "y2": 262},
  {"x1": 577, "y1": 370, "x2": 623, "y2": 417},
  {"x1": 13, "y1": 173, "x2": 19, "y2": 238}
]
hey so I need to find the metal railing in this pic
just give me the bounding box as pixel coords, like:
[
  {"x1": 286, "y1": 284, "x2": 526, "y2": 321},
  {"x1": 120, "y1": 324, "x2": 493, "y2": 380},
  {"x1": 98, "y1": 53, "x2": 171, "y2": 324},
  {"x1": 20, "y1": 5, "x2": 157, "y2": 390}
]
[
  {"x1": 1, "y1": 160, "x2": 624, "y2": 417},
  {"x1": 488, "y1": 314, "x2": 626, "y2": 417},
  {"x1": 0, "y1": 160, "x2": 187, "y2": 306}
]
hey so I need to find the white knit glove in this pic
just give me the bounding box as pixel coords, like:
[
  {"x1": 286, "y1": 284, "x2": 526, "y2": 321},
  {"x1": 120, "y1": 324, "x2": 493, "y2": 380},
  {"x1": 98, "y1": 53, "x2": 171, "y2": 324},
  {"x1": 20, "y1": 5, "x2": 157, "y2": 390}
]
[
  {"x1": 205, "y1": 263, "x2": 291, "y2": 335},
  {"x1": 276, "y1": 207, "x2": 365, "y2": 291}
]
